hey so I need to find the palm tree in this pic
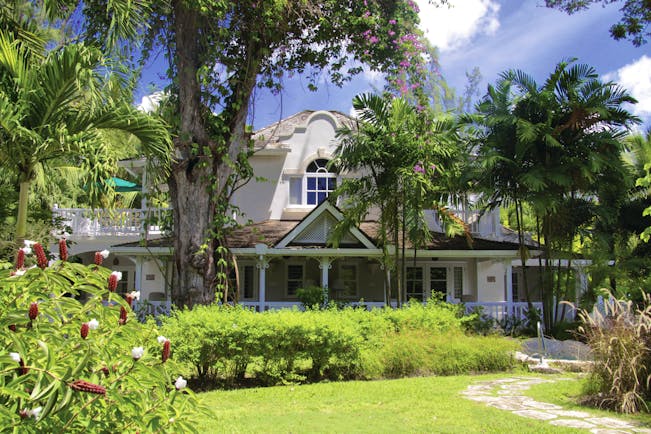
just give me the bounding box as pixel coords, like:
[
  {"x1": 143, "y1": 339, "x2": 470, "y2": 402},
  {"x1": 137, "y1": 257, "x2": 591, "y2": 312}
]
[
  {"x1": 0, "y1": 31, "x2": 172, "y2": 243},
  {"x1": 473, "y1": 60, "x2": 639, "y2": 328},
  {"x1": 332, "y1": 93, "x2": 465, "y2": 306}
]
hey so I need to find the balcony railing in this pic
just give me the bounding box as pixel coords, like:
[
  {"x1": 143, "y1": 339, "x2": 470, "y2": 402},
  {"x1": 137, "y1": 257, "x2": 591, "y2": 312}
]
[
  {"x1": 53, "y1": 207, "x2": 172, "y2": 238},
  {"x1": 431, "y1": 208, "x2": 501, "y2": 236}
]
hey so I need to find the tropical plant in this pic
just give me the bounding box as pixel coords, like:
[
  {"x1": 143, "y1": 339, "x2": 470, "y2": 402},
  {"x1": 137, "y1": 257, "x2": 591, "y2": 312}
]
[
  {"x1": 0, "y1": 242, "x2": 206, "y2": 431},
  {"x1": 332, "y1": 93, "x2": 467, "y2": 306},
  {"x1": 0, "y1": 31, "x2": 171, "y2": 244},
  {"x1": 472, "y1": 60, "x2": 639, "y2": 328},
  {"x1": 578, "y1": 292, "x2": 651, "y2": 413}
]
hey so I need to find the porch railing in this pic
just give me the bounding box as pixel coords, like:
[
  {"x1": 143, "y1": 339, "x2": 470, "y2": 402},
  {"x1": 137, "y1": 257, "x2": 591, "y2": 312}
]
[
  {"x1": 133, "y1": 300, "x2": 172, "y2": 322},
  {"x1": 431, "y1": 208, "x2": 500, "y2": 236},
  {"x1": 464, "y1": 301, "x2": 543, "y2": 321},
  {"x1": 53, "y1": 207, "x2": 172, "y2": 238},
  {"x1": 130, "y1": 299, "x2": 544, "y2": 323}
]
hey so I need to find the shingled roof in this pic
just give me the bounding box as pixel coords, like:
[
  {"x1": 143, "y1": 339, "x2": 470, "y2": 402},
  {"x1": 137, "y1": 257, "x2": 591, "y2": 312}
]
[{"x1": 113, "y1": 219, "x2": 534, "y2": 251}]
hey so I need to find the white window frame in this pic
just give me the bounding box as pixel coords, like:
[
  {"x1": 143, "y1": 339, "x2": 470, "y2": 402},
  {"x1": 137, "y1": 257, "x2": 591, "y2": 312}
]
[
  {"x1": 403, "y1": 263, "x2": 467, "y2": 303},
  {"x1": 287, "y1": 159, "x2": 338, "y2": 207}
]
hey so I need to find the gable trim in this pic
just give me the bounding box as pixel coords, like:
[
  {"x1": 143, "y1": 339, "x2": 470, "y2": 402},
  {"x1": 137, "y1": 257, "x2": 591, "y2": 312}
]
[{"x1": 274, "y1": 201, "x2": 377, "y2": 249}]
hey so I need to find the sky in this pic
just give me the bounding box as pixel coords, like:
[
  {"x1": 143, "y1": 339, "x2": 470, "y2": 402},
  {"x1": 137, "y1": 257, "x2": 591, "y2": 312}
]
[{"x1": 137, "y1": 0, "x2": 651, "y2": 131}]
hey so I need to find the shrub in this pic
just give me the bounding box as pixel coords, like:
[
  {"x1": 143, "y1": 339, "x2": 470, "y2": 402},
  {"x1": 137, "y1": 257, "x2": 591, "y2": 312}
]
[
  {"x1": 0, "y1": 244, "x2": 205, "y2": 432},
  {"x1": 296, "y1": 286, "x2": 325, "y2": 309},
  {"x1": 578, "y1": 292, "x2": 651, "y2": 413},
  {"x1": 162, "y1": 300, "x2": 518, "y2": 387},
  {"x1": 372, "y1": 329, "x2": 517, "y2": 378}
]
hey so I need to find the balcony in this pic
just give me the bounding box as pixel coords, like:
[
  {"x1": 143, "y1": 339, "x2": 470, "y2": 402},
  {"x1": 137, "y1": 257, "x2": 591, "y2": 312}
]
[
  {"x1": 53, "y1": 207, "x2": 172, "y2": 238},
  {"x1": 431, "y1": 208, "x2": 501, "y2": 237}
]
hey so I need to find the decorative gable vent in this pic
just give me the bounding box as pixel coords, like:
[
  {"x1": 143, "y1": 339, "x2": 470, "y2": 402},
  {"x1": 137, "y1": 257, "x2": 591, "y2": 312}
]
[{"x1": 293, "y1": 212, "x2": 356, "y2": 245}]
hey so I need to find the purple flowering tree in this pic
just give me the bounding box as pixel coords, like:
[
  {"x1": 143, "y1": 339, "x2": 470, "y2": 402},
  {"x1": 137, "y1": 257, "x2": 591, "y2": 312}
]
[{"x1": 67, "y1": 0, "x2": 452, "y2": 306}]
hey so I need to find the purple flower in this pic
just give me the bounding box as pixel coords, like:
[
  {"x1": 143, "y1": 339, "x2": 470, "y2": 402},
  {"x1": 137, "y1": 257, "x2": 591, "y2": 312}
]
[
  {"x1": 413, "y1": 164, "x2": 425, "y2": 174},
  {"x1": 389, "y1": 19, "x2": 397, "y2": 25},
  {"x1": 369, "y1": 36, "x2": 379, "y2": 44}
]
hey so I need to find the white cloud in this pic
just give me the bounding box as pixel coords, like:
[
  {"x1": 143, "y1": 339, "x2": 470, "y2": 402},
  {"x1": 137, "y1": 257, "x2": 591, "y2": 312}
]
[
  {"x1": 604, "y1": 55, "x2": 651, "y2": 120},
  {"x1": 417, "y1": 0, "x2": 500, "y2": 52},
  {"x1": 138, "y1": 92, "x2": 165, "y2": 113}
]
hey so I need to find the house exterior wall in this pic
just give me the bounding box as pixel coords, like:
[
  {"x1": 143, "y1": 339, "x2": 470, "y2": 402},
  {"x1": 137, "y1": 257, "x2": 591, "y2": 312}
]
[
  {"x1": 476, "y1": 260, "x2": 507, "y2": 302},
  {"x1": 234, "y1": 111, "x2": 342, "y2": 223}
]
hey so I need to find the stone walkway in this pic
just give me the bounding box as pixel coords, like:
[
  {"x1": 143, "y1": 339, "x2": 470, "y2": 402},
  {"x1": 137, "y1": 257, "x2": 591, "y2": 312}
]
[{"x1": 461, "y1": 377, "x2": 651, "y2": 433}]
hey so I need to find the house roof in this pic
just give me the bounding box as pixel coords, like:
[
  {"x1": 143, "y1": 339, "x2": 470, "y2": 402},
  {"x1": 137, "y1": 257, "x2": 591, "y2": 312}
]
[
  {"x1": 252, "y1": 110, "x2": 353, "y2": 151},
  {"x1": 112, "y1": 220, "x2": 532, "y2": 252}
]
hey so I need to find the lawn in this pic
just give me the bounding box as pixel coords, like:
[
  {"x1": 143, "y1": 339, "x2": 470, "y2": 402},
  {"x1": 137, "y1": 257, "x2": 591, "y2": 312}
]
[{"x1": 194, "y1": 373, "x2": 651, "y2": 433}]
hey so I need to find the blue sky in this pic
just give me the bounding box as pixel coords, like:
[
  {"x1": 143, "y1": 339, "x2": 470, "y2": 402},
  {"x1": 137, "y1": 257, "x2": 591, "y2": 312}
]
[{"x1": 137, "y1": 0, "x2": 651, "y2": 131}]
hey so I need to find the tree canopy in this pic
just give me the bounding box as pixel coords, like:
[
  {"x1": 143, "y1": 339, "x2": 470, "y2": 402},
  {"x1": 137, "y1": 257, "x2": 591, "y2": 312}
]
[{"x1": 546, "y1": 0, "x2": 651, "y2": 46}]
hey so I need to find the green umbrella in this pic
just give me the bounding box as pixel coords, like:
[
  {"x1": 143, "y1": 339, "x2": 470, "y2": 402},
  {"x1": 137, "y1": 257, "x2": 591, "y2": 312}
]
[{"x1": 106, "y1": 177, "x2": 142, "y2": 192}]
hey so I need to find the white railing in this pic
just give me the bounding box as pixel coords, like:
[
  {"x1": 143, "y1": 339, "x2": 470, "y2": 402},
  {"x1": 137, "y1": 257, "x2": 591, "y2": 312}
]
[
  {"x1": 431, "y1": 208, "x2": 499, "y2": 236},
  {"x1": 53, "y1": 207, "x2": 172, "y2": 238},
  {"x1": 128, "y1": 299, "x2": 543, "y2": 322},
  {"x1": 133, "y1": 300, "x2": 172, "y2": 322},
  {"x1": 464, "y1": 301, "x2": 543, "y2": 321}
]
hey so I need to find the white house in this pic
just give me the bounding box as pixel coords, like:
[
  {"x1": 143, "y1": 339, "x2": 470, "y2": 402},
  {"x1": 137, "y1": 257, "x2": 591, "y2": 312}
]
[{"x1": 53, "y1": 110, "x2": 558, "y2": 320}]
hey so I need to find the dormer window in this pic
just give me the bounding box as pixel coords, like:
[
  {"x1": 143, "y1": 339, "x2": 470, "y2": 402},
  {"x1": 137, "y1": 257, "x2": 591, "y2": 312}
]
[{"x1": 289, "y1": 158, "x2": 337, "y2": 206}]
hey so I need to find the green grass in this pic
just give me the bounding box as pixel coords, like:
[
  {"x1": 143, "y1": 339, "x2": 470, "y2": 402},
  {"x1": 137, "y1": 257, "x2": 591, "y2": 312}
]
[
  {"x1": 196, "y1": 374, "x2": 593, "y2": 433},
  {"x1": 525, "y1": 374, "x2": 651, "y2": 427}
]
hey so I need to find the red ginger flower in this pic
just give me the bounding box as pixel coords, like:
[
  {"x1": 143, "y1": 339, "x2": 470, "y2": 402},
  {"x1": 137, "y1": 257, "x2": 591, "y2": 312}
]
[
  {"x1": 28, "y1": 302, "x2": 38, "y2": 321},
  {"x1": 80, "y1": 323, "x2": 89, "y2": 339},
  {"x1": 15, "y1": 248, "x2": 25, "y2": 269},
  {"x1": 162, "y1": 339, "x2": 171, "y2": 363},
  {"x1": 108, "y1": 271, "x2": 121, "y2": 292},
  {"x1": 118, "y1": 306, "x2": 127, "y2": 325},
  {"x1": 33, "y1": 243, "x2": 47, "y2": 269},
  {"x1": 19, "y1": 358, "x2": 28, "y2": 376},
  {"x1": 58, "y1": 239, "x2": 68, "y2": 262},
  {"x1": 69, "y1": 379, "x2": 106, "y2": 395},
  {"x1": 94, "y1": 250, "x2": 109, "y2": 266}
]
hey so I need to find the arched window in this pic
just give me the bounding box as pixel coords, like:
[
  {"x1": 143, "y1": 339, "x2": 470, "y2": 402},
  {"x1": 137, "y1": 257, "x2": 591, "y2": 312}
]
[{"x1": 288, "y1": 158, "x2": 338, "y2": 206}]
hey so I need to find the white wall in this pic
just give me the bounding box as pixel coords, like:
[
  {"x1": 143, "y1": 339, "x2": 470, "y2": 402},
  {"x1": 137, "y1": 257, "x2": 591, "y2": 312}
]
[
  {"x1": 476, "y1": 260, "x2": 506, "y2": 302},
  {"x1": 234, "y1": 111, "x2": 341, "y2": 223}
]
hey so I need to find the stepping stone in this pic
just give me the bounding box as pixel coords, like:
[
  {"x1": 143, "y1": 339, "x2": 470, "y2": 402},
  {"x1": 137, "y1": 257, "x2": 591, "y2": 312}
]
[
  {"x1": 555, "y1": 410, "x2": 593, "y2": 418},
  {"x1": 524, "y1": 401, "x2": 564, "y2": 411},
  {"x1": 512, "y1": 409, "x2": 558, "y2": 420},
  {"x1": 488, "y1": 402, "x2": 527, "y2": 411},
  {"x1": 465, "y1": 396, "x2": 502, "y2": 403},
  {"x1": 590, "y1": 429, "x2": 631, "y2": 434},
  {"x1": 550, "y1": 418, "x2": 597, "y2": 429},
  {"x1": 586, "y1": 417, "x2": 635, "y2": 429}
]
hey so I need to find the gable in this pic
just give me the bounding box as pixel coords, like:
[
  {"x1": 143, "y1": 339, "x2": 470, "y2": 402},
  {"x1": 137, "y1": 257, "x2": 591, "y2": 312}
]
[
  {"x1": 274, "y1": 201, "x2": 376, "y2": 249},
  {"x1": 291, "y1": 211, "x2": 358, "y2": 246}
]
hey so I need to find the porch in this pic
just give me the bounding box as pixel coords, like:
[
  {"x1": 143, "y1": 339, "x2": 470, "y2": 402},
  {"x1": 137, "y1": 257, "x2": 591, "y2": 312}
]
[{"x1": 132, "y1": 299, "x2": 543, "y2": 322}]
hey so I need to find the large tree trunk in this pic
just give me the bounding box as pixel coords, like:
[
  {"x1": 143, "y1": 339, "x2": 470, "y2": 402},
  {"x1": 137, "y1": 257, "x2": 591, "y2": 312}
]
[
  {"x1": 169, "y1": 1, "x2": 217, "y2": 307},
  {"x1": 169, "y1": 0, "x2": 259, "y2": 307}
]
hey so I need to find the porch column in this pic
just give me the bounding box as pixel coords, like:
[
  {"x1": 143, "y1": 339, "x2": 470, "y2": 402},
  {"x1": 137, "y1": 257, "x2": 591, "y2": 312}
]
[
  {"x1": 134, "y1": 257, "x2": 143, "y2": 293},
  {"x1": 255, "y1": 244, "x2": 269, "y2": 312},
  {"x1": 256, "y1": 256, "x2": 269, "y2": 312},
  {"x1": 504, "y1": 260, "x2": 513, "y2": 317},
  {"x1": 318, "y1": 257, "x2": 333, "y2": 305}
]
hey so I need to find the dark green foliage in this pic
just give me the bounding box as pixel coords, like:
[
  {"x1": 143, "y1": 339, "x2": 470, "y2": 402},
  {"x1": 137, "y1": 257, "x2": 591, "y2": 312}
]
[
  {"x1": 161, "y1": 301, "x2": 517, "y2": 388},
  {"x1": 296, "y1": 286, "x2": 325, "y2": 309}
]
